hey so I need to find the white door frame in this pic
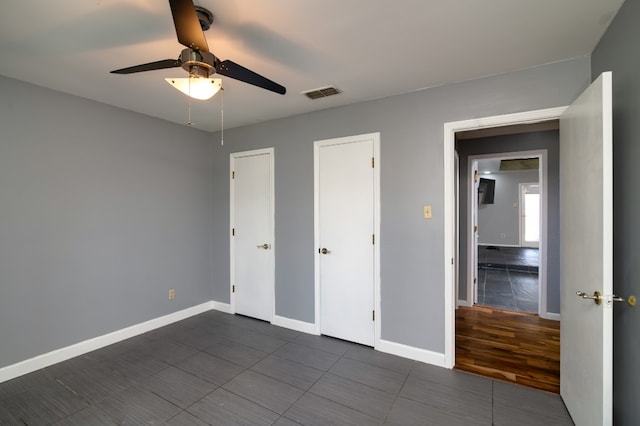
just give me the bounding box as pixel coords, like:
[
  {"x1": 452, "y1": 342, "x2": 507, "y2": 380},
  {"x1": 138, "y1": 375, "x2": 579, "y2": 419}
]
[
  {"x1": 444, "y1": 107, "x2": 566, "y2": 368},
  {"x1": 313, "y1": 133, "x2": 381, "y2": 347},
  {"x1": 229, "y1": 147, "x2": 275, "y2": 319},
  {"x1": 470, "y1": 160, "x2": 479, "y2": 306},
  {"x1": 466, "y1": 150, "x2": 547, "y2": 313},
  {"x1": 454, "y1": 151, "x2": 460, "y2": 308}
]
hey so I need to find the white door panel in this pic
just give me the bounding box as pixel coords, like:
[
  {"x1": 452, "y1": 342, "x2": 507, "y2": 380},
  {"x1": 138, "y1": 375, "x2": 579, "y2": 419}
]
[
  {"x1": 315, "y1": 135, "x2": 379, "y2": 346},
  {"x1": 560, "y1": 72, "x2": 613, "y2": 426},
  {"x1": 231, "y1": 149, "x2": 274, "y2": 322}
]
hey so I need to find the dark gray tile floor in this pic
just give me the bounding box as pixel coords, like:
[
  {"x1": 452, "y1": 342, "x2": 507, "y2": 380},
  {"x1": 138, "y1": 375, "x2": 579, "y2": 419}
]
[
  {"x1": 477, "y1": 246, "x2": 539, "y2": 313},
  {"x1": 0, "y1": 311, "x2": 574, "y2": 425},
  {"x1": 478, "y1": 246, "x2": 540, "y2": 272}
]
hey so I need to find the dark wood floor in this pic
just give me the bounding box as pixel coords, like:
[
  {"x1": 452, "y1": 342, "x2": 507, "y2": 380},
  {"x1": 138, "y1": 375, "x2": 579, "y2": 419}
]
[{"x1": 455, "y1": 305, "x2": 561, "y2": 393}]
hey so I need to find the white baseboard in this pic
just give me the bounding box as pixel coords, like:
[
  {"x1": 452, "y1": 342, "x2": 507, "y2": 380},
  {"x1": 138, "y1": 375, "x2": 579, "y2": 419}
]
[
  {"x1": 0, "y1": 300, "x2": 459, "y2": 384},
  {"x1": 541, "y1": 311, "x2": 560, "y2": 321},
  {"x1": 478, "y1": 243, "x2": 521, "y2": 248},
  {"x1": 457, "y1": 299, "x2": 472, "y2": 308},
  {"x1": 377, "y1": 339, "x2": 447, "y2": 368},
  {"x1": 272, "y1": 315, "x2": 317, "y2": 335},
  {"x1": 211, "y1": 300, "x2": 233, "y2": 314},
  {"x1": 0, "y1": 302, "x2": 214, "y2": 384}
]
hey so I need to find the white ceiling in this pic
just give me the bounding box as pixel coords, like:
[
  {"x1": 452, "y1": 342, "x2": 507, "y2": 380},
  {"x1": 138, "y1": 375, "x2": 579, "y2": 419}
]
[
  {"x1": 477, "y1": 159, "x2": 502, "y2": 175},
  {"x1": 477, "y1": 158, "x2": 510, "y2": 175},
  {"x1": 0, "y1": 0, "x2": 624, "y2": 132}
]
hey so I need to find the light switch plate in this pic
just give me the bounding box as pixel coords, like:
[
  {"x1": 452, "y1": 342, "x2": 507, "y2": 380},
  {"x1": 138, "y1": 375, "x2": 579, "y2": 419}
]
[{"x1": 423, "y1": 205, "x2": 432, "y2": 219}]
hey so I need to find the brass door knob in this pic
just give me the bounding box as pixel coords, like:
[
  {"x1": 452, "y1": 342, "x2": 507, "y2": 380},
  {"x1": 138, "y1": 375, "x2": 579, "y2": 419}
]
[
  {"x1": 612, "y1": 294, "x2": 636, "y2": 307},
  {"x1": 576, "y1": 291, "x2": 603, "y2": 305},
  {"x1": 577, "y1": 291, "x2": 637, "y2": 307},
  {"x1": 257, "y1": 243, "x2": 270, "y2": 249},
  {"x1": 320, "y1": 248, "x2": 330, "y2": 254}
]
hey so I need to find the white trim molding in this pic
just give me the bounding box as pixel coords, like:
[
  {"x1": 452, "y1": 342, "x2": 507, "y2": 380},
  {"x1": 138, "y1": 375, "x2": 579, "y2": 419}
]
[
  {"x1": 211, "y1": 300, "x2": 233, "y2": 314},
  {"x1": 458, "y1": 299, "x2": 473, "y2": 308},
  {"x1": 0, "y1": 302, "x2": 214, "y2": 384},
  {"x1": 377, "y1": 339, "x2": 447, "y2": 367},
  {"x1": 477, "y1": 243, "x2": 522, "y2": 248},
  {"x1": 542, "y1": 312, "x2": 561, "y2": 321},
  {"x1": 272, "y1": 315, "x2": 318, "y2": 335}
]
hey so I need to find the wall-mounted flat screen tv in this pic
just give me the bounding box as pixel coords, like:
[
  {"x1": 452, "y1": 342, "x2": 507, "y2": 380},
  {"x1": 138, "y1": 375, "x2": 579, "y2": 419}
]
[{"x1": 478, "y1": 178, "x2": 496, "y2": 204}]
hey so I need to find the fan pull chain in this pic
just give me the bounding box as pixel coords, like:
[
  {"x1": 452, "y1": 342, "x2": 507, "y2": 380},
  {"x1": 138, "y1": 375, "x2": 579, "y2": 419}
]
[
  {"x1": 187, "y1": 75, "x2": 193, "y2": 125},
  {"x1": 220, "y1": 87, "x2": 224, "y2": 146}
]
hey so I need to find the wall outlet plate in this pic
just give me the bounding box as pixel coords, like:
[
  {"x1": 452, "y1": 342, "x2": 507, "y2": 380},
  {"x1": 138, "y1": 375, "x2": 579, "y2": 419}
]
[{"x1": 423, "y1": 205, "x2": 432, "y2": 219}]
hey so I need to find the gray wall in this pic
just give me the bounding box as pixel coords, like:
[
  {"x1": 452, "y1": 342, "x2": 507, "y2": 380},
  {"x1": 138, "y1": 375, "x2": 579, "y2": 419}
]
[
  {"x1": 210, "y1": 59, "x2": 588, "y2": 352},
  {"x1": 591, "y1": 0, "x2": 640, "y2": 423},
  {"x1": 478, "y1": 170, "x2": 539, "y2": 246},
  {"x1": 0, "y1": 52, "x2": 594, "y2": 370},
  {"x1": 0, "y1": 76, "x2": 213, "y2": 368},
  {"x1": 456, "y1": 131, "x2": 560, "y2": 312}
]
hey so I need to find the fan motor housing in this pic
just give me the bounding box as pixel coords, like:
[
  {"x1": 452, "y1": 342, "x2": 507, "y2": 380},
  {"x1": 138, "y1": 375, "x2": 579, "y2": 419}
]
[
  {"x1": 179, "y1": 48, "x2": 216, "y2": 77},
  {"x1": 195, "y1": 6, "x2": 214, "y2": 31}
]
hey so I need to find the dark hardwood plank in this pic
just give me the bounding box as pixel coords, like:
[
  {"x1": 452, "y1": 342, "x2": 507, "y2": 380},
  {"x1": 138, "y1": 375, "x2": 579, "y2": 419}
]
[{"x1": 455, "y1": 305, "x2": 560, "y2": 393}]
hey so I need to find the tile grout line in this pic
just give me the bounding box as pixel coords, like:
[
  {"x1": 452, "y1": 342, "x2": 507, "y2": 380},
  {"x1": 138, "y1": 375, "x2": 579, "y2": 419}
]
[
  {"x1": 277, "y1": 351, "x2": 341, "y2": 425},
  {"x1": 491, "y1": 379, "x2": 495, "y2": 425}
]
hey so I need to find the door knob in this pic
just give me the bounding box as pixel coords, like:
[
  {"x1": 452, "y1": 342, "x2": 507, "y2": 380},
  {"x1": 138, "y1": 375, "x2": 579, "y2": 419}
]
[
  {"x1": 576, "y1": 290, "x2": 603, "y2": 305},
  {"x1": 576, "y1": 291, "x2": 637, "y2": 307},
  {"x1": 612, "y1": 294, "x2": 636, "y2": 307},
  {"x1": 320, "y1": 248, "x2": 330, "y2": 255},
  {"x1": 257, "y1": 243, "x2": 270, "y2": 249}
]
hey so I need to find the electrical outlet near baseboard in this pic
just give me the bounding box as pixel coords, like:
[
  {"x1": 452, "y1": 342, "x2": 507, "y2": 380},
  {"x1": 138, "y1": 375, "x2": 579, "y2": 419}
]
[{"x1": 168, "y1": 289, "x2": 175, "y2": 300}]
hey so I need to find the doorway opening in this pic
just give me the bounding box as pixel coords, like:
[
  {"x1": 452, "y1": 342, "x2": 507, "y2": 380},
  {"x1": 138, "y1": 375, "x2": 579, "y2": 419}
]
[
  {"x1": 470, "y1": 153, "x2": 543, "y2": 314},
  {"x1": 443, "y1": 107, "x2": 564, "y2": 392},
  {"x1": 445, "y1": 74, "x2": 613, "y2": 421},
  {"x1": 455, "y1": 126, "x2": 559, "y2": 392}
]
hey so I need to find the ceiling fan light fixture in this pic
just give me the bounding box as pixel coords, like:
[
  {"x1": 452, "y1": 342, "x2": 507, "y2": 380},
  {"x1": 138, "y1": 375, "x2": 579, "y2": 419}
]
[
  {"x1": 111, "y1": 0, "x2": 286, "y2": 96},
  {"x1": 165, "y1": 76, "x2": 222, "y2": 100}
]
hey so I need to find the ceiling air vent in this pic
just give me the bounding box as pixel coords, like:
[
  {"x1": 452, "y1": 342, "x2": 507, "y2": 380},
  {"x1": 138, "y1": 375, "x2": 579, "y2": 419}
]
[{"x1": 302, "y1": 86, "x2": 342, "y2": 100}]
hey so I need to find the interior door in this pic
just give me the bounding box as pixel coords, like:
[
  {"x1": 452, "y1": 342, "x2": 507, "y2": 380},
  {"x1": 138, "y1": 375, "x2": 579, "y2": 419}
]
[
  {"x1": 316, "y1": 135, "x2": 377, "y2": 346},
  {"x1": 231, "y1": 149, "x2": 274, "y2": 322},
  {"x1": 559, "y1": 72, "x2": 613, "y2": 425}
]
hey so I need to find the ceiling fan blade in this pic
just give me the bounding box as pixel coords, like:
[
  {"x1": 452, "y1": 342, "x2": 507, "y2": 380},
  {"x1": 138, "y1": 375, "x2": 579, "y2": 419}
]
[
  {"x1": 110, "y1": 59, "x2": 182, "y2": 74},
  {"x1": 217, "y1": 60, "x2": 286, "y2": 95},
  {"x1": 169, "y1": 0, "x2": 209, "y2": 52}
]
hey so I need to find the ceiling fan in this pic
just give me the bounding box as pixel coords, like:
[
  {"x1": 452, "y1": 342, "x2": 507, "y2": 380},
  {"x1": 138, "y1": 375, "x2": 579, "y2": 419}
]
[{"x1": 110, "y1": 0, "x2": 286, "y2": 97}]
